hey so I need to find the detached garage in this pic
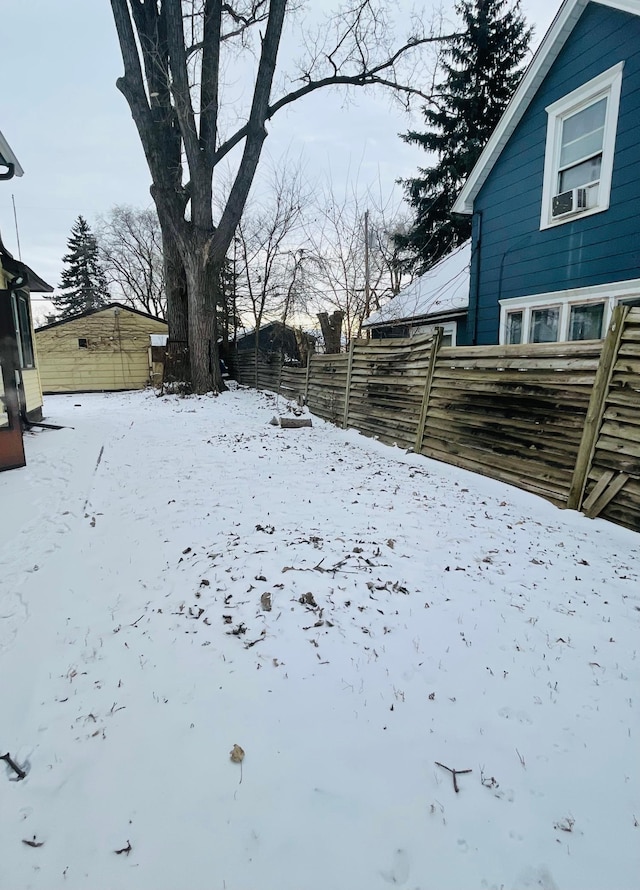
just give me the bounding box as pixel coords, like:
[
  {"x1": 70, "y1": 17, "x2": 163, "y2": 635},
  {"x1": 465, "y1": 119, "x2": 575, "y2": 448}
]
[{"x1": 35, "y1": 303, "x2": 168, "y2": 393}]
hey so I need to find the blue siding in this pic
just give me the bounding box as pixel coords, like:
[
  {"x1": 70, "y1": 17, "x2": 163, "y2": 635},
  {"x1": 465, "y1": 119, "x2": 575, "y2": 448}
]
[{"x1": 470, "y1": 2, "x2": 640, "y2": 345}]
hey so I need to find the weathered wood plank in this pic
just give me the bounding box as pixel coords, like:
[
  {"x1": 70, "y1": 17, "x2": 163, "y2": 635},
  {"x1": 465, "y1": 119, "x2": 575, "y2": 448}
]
[
  {"x1": 584, "y1": 473, "x2": 629, "y2": 519},
  {"x1": 567, "y1": 305, "x2": 629, "y2": 510},
  {"x1": 599, "y1": 419, "x2": 640, "y2": 442},
  {"x1": 581, "y1": 470, "x2": 615, "y2": 514}
]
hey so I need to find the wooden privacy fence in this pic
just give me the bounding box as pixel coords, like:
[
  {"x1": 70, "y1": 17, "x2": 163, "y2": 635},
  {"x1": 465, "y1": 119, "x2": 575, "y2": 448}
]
[{"x1": 233, "y1": 306, "x2": 640, "y2": 532}]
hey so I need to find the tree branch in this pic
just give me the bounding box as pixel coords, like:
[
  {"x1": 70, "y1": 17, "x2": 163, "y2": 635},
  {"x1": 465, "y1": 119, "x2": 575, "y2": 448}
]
[
  {"x1": 212, "y1": 0, "x2": 287, "y2": 257},
  {"x1": 210, "y1": 30, "x2": 458, "y2": 169},
  {"x1": 200, "y1": 0, "x2": 223, "y2": 163},
  {"x1": 164, "y1": 0, "x2": 202, "y2": 178}
]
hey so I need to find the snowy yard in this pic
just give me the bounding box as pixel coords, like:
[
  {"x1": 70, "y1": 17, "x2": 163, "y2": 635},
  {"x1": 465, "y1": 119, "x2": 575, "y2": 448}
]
[{"x1": 1, "y1": 386, "x2": 638, "y2": 890}]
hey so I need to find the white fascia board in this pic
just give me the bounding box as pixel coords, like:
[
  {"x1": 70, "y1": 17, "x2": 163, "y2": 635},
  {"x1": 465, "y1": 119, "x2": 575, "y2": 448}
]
[
  {"x1": 0, "y1": 129, "x2": 24, "y2": 177},
  {"x1": 453, "y1": 0, "x2": 599, "y2": 216}
]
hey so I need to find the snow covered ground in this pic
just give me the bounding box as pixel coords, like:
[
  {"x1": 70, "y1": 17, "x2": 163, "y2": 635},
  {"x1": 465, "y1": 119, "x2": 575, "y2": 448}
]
[{"x1": 1, "y1": 387, "x2": 638, "y2": 890}]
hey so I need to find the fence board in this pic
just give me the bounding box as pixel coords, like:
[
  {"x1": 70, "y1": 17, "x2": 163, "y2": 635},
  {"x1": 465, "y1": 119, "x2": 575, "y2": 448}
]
[
  {"x1": 581, "y1": 307, "x2": 640, "y2": 530},
  {"x1": 231, "y1": 320, "x2": 640, "y2": 532}
]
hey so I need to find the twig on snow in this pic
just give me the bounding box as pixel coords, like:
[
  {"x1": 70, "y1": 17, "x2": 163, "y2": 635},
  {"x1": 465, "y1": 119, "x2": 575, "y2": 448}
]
[
  {"x1": 22, "y1": 836, "x2": 44, "y2": 848},
  {"x1": 1, "y1": 752, "x2": 26, "y2": 780},
  {"x1": 435, "y1": 761, "x2": 472, "y2": 793}
]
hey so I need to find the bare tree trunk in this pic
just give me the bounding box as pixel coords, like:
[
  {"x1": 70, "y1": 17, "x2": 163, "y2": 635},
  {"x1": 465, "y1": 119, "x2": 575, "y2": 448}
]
[
  {"x1": 163, "y1": 226, "x2": 188, "y2": 343},
  {"x1": 318, "y1": 311, "x2": 344, "y2": 353},
  {"x1": 183, "y1": 246, "x2": 225, "y2": 394},
  {"x1": 294, "y1": 328, "x2": 315, "y2": 365}
]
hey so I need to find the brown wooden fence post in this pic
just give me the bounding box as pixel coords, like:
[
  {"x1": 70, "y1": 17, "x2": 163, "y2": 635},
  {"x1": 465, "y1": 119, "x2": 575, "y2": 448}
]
[
  {"x1": 343, "y1": 337, "x2": 357, "y2": 429},
  {"x1": 414, "y1": 327, "x2": 444, "y2": 453},
  {"x1": 304, "y1": 350, "x2": 312, "y2": 405},
  {"x1": 567, "y1": 304, "x2": 629, "y2": 511}
]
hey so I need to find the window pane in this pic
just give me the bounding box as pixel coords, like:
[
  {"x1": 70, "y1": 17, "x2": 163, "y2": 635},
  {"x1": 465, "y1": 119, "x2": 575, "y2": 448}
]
[
  {"x1": 559, "y1": 156, "x2": 602, "y2": 191},
  {"x1": 569, "y1": 303, "x2": 604, "y2": 340},
  {"x1": 530, "y1": 307, "x2": 559, "y2": 343},
  {"x1": 560, "y1": 98, "x2": 607, "y2": 167},
  {"x1": 505, "y1": 311, "x2": 523, "y2": 344}
]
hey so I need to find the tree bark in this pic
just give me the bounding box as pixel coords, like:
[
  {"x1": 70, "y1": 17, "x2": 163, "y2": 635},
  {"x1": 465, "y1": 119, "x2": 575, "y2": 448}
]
[{"x1": 318, "y1": 311, "x2": 344, "y2": 353}]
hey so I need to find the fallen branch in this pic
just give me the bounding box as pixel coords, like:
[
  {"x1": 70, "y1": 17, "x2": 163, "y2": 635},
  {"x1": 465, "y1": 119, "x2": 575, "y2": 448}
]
[
  {"x1": 282, "y1": 558, "x2": 348, "y2": 575},
  {"x1": 435, "y1": 761, "x2": 472, "y2": 793},
  {"x1": 279, "y1": 417, "x2": 312, "y2": 429},
  {"x1": 1, "y1": 752, "x2": 26, "y2": 780}
]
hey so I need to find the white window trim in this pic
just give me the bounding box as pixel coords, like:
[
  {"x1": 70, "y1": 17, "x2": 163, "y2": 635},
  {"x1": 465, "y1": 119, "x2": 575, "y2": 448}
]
[
  {"x1": 540, "y1": 62, "x2": 624, "y2": 230},
  {"x1": 499, "y1": 277, "x2": 640, "y2": 344}
]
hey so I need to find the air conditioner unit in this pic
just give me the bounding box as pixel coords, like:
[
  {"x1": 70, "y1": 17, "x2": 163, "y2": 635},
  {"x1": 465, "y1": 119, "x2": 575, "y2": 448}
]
[{"x1": 552, "y1": 187, "x2": 588, "y2": 218}]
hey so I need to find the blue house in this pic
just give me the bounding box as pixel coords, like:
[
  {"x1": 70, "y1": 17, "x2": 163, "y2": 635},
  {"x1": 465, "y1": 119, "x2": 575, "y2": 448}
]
[{"x1": 452, "y1": 0, "x2": 640, "y2": 346}]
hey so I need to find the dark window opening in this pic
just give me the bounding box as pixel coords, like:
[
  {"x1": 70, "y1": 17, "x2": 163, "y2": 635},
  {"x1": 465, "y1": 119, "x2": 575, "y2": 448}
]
[
  {"x1": 78, "y1": 338, "x2": 88, "y2": 348},
  {"x1": 11, "y1": 292, "x2": 35, "y2": 368}
]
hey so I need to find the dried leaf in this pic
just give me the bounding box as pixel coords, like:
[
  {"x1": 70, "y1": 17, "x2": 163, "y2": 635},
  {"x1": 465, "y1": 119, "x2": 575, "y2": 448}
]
[
  {"x1": 230, "y1": 744, "x2": 245, "y2": 763},
  {"x1": 260, "y1": 592, "x2": 272, "y2": 612}
]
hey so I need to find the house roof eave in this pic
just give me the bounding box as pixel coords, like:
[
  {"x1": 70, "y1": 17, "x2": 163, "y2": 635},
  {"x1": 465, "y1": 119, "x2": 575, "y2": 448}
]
[
  {"x1": 363, "y1": 307, "x2": 468, "y2": 330},
  {"x1": 35, "y1": 302, "x2": 168, "y2": 331},
  {"x1": 0, "y1": 129, "x2": 24, "y2": 179}
]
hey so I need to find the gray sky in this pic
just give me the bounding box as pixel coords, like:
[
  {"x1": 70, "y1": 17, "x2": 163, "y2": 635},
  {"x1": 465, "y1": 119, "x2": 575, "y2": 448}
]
[{"x1": 1, "y1": 0, "x2": 560, "y2": 317}]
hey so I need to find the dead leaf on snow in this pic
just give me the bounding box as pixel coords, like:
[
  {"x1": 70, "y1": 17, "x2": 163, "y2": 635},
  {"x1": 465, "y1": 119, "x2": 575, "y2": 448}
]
[
  {"x1": 230, "y1": 744, "x2": 245, "y2": 763},
  {"x1": 260, "y1": 592, "x2": 272, "y2": 611}
]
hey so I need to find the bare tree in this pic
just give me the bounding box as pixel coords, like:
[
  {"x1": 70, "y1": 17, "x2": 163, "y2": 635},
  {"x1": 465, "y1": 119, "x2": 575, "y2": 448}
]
[
  {"x1": 97, "y1": 205, "x2": 166, "y2": 317},
  {"x1": 110, "y1": 0, "x2": 456, "y2": 392},
  {"x1": 234, "y1": 160, "x2": 308, "y2": 336},
  {"x1": 302, "y1": 184, "x2": 412, "y2": 344},
  {"x1": 232, "y1": 159, "x2": 309, "y2": 382}
]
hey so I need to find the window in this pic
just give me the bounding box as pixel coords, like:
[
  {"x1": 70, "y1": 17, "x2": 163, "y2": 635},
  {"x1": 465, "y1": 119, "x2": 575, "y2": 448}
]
[
  {"x1": 569, "y1": 303, "x2": 604, "y2": 340},
  {"x1": 78, "y1": 338, "x2": 88, "y2": 348},
  {"x1": 11, "y1": 291, "x2": 35, "y2": 369},
  {"x1": 410, "y1": 321, "x2": 457, "y2": 346},
  {"x1": 530, "y1": 307, "x2": 560, "y2": 343},
  {"x1": 505, "y1": 311, "x2": 523, "y2": 344},
  {"x1": 541, "y1": 63, "x2": 623, "y2": 229},
  {"x1": 500, "y1": 279, "x2": 640, "y2": 345}
]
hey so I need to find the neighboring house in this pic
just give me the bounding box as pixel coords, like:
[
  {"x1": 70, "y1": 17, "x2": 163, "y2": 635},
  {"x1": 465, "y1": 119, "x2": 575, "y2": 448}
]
[
  {"x1": 234, "y1": 321, "x2": 300, "y2": 362},
  {"x1": 362, "y1": 241, "x2": 471, "y2": 345},
  {"x1": 451, "y1": 0, "x2": 640, "y2": 346},
  {"x1": 35, "y1": 303, "x2": 168, "y2": 393},
  {"x1": 1, "y1": 129, "x2": 53, "y2": 471}
]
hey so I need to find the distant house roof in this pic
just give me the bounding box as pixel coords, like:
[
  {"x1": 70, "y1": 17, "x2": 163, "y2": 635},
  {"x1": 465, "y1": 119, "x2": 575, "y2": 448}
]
[
  {"x1": 452, "y1": 0, "x2": 640, "y2": 215},
  {"x1": 363, "y1": 241, "x2": 471, "y2": 329},
  {"x1": 0, "y1": 129, "x2": 23, "y2": 178},
  {"x1": 36, "y1": 302, "x2": 168, "y2": 332}
]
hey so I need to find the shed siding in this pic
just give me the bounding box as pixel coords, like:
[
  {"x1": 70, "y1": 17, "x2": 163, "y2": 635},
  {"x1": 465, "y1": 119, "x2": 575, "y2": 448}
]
[
  {"x1": 23, "y1": 368, "x2": 43, "y2": 415},
  {"x1": 36, "y1": 307, "x2": 168, "y2": 393},
  {"x1": 472, "y1": 3, "x2": 640, "y2": 344}
]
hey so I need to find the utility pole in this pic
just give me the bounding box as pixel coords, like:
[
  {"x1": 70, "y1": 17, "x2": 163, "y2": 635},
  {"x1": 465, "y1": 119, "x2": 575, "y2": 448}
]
[{"x1": 363, "y1": 209, "x2": 370, "y2": 339}]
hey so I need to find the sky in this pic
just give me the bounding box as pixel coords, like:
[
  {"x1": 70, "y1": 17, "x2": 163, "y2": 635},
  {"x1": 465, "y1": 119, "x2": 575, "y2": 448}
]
[
  {"x1": 1, "y1": 0, "x2": 560, "y2": 320},
  {"x1": 1, "y1": 385, "x2": 638, "y2": 889}
]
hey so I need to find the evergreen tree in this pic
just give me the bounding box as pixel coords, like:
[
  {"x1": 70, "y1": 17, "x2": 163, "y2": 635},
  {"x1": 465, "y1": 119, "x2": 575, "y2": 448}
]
[
  {"x1": 53, "y1": 215, "x2": 110, "y2": 318},
  {"x1": 398, "y1": 0, "x2": 532, "y2": 272}
]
